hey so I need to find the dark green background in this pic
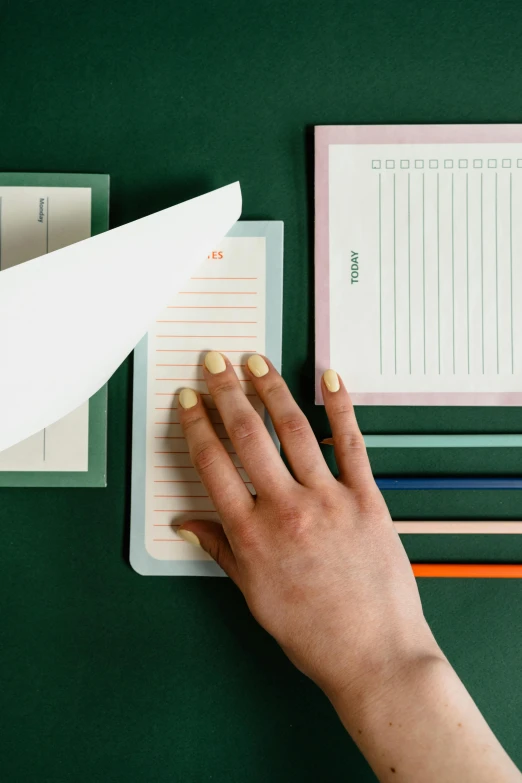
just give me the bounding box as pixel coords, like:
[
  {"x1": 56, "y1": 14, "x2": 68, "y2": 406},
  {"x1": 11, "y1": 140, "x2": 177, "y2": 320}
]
[{"x1": 1, "y1": 1, "x2": 522, "y2": 780}]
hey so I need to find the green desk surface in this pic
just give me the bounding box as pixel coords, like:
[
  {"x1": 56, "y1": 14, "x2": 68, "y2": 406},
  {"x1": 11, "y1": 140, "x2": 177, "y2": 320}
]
[{"x1": 1, "y1": 1, "x2": 522, "y2": 779}]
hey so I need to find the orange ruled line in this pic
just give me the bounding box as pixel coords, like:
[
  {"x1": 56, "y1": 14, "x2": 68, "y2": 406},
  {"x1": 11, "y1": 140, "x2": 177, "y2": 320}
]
[
  {"x1": 154, "y1": 392, "x2": 256, "y2": 397},
  {"x1": 157, "y1": 321, "x2": 257, "y2": 324},
  {"x1": 155, "y1": 451, "x2": 189, "y2": 455},
  {"x1": 154, "y1": 509, "x2": 216, "y2": 513},
  {"x1": 153, "y1": 465, "x2": 195, "y2": 469},
  {"x1": 153, "y1": 479, "x2": 253, "y2": 485},
  {"x1": 154, "y1": 480, "x2": 203, "y2": 483},
  {"x1": 154, "y1": 393, "x2": 193, "y2": 397},
  {"x1": 155, "y1": 377, "x2": 250, "y2": 382},
  {"x1": 156, "y1": 418, "x2": 223, "y2": 423},
  {"x1": 167, "y1": 306, "x2": 257, "y2": 309},
  {"x1": 178, "y1": 291, "x2": 257, "y2": 295},
  {"x1": 154, "y1": 450, "x2": 237, "y2": 455},
  {"x1": 157, "y1": 413, "x2": 220, "y2": 419},
  {"x1": 154, "y1": 415, "x2": 226, "y2": 421},
  {"x1": 155, "y1": 495, "x2": 210, "y2": 498},
  {"x1": 156, "y1": 349, "x2": 255, "y2": 352},
  {"x1": 153, "y1": 465, "x2": 245, "y2": 471},
  {"x1": 154, "y1": 436, "x2": 229, "y2": 441},
  {"x1": 156, "y1": 335, "x2": 257, "y2": 338},
  {"x1": 155, "y1": 363, "x2": 244, "y2": 367}
]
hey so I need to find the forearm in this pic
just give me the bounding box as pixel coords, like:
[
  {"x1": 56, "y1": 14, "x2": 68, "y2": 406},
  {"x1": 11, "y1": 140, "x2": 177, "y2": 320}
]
[{"x1": 327, "y1": 652, "x2": 521, "y2": 783}]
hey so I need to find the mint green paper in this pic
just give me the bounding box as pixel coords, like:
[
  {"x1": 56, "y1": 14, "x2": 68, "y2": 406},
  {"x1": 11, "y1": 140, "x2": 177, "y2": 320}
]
[{"x1": 0, "y1": 173, "x2": 109, "y2": 487}]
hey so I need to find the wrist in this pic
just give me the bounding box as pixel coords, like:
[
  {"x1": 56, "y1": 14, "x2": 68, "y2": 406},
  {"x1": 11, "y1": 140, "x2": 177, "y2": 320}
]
[{"x1": 321, "y1": 622, "x2": 446, "y2": 719}]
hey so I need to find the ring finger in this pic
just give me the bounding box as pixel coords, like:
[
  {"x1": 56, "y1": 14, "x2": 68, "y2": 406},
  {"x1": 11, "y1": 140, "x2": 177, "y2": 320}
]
[{"x1": 245, "y1": 354, "x2": 332, "y2": 487}]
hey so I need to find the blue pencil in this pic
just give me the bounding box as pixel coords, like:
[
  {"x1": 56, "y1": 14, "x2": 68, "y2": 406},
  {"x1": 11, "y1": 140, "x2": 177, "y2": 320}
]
[{"x1": 375, "y1": 477, "x2": 522, "y2": 490}]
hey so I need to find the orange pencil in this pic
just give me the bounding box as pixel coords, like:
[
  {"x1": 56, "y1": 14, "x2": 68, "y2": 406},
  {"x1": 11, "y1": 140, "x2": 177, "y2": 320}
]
[{"x1": 412, "y1": 564, "x2": 522, "y2": 578}]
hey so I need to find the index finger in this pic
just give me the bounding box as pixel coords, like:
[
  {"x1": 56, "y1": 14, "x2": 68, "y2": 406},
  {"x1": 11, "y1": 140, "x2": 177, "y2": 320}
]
[
  {"x1": 244, "y1": 354, "x2": 332, "y2": 488},
  {"x1": 178, "y1": 388, "x2": 255, "y2": 527}
]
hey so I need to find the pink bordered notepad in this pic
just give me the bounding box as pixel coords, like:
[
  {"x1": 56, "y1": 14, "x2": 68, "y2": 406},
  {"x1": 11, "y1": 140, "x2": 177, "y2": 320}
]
[{"x1": 315, "y1": 124, "x2": 522, "y2": 405}]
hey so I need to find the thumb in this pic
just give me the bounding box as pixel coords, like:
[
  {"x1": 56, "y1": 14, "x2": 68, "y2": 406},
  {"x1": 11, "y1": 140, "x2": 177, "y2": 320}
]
[{"x1": 178, "y1": 521, "x2": 240, "y2": 584}]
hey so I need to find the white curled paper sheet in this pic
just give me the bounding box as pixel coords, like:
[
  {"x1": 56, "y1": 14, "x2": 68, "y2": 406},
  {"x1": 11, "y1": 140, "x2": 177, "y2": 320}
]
[{"x1": 0, "y1": 182, "x2": 242, "y2": 452}]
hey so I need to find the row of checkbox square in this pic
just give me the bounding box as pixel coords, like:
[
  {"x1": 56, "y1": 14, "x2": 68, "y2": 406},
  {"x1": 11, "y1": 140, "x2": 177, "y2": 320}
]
[{"x1": 372, "y1": 159, "x2": 522, "y2": 170}]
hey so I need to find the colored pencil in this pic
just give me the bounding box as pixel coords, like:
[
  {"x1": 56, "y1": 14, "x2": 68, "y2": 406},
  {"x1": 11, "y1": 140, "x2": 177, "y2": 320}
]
[
  {"x1": 376, "y1": 478, "x2": 522, "y2": 489},
  {"x1": 412, "y1": 564, "x2": 522, "y2": 578},
  {"x1": 395, "y1": 521, "x2": 522, "y2": 534},
  {"x1": 321, "y1": 434, "x2": 522, "y2": 448}
]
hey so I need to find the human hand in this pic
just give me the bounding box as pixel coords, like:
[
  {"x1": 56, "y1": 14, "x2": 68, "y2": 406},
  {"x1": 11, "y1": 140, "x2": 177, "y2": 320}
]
[
  {"x1": 176, "y1": 353, "x2": 522, "y2": 783},
  {"x1": 177, "y1": 352, "x2": 440, "y2": 701}
]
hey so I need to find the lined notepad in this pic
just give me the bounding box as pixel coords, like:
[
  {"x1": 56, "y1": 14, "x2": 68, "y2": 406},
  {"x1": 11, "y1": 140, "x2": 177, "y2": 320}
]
[
  {"x1": 0, "y1": 174, "x2": 109, "y2": 486},
  {"x1": 315, "y1": 125, "x2": 522, "y2": 405},
  {"x1": 0, "y1": 186, "x2": 91, "y2": 470},
  {"x1": 130, "y1": 222, "x2": 283, "y2": 576}
]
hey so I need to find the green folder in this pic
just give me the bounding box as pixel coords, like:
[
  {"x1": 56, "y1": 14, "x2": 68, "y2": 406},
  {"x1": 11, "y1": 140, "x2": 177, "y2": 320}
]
[{"x1": 0, "y1": 173, "x2": 109, "y2": 487}]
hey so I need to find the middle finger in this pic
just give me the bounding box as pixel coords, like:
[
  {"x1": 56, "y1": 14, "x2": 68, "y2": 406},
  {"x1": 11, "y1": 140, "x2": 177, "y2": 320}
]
[
  {"x1": 245, "y1": 355, "x2": 332, "y2": 488},
  {"x1": 203, "y1": 351, "x2": 294, "y2": 498}
]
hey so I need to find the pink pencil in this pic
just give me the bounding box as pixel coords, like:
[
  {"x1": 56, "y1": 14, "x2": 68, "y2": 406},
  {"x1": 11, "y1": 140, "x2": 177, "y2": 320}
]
[{"x1": 394, "y1": 521, "x2": 522, "y2": 534}]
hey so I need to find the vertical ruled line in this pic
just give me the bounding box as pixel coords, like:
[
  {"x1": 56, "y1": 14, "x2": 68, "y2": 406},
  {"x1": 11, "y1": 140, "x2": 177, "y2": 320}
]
[
  {"x1": 423, "y1": 173, "x2": 426, "y2": 374},
  {"x1": 437, "y1": 173, "x2": 440, "y2": 374},
  {"x1": 408, "y1": 173, "x2": 411, "y2": 374},
  {"x1": 43, "y1": 196, "x2": 50, "y2": 459},
  {"x1": 393, "y1": 173, "x2": 397, "y2": 375},
  {"x1": 466, "y1": 174, "x2": 470, "y2": 374},
  {"x1": 481, "y1": 173, "x2": 484, "y2": 374},
  {"x1": 511, "y1": 172, "x2": 514, "y2": 374},
  {"x1": 495, "y1": 172, "x2": 499, "y2": 374},
  {"x1": 451, "y1": 173, "x2": 455, "y2": 375},
  {"x1": 0, "y1": 197, "x2": 3, "y2": 269},
  {"x1": 379, "y1": 174, "x2": 382, "y2": 375}
]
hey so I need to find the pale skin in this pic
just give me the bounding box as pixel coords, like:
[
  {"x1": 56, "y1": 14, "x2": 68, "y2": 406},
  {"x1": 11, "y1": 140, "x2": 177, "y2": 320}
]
[{"x1": 177, "y1": 351, "x2": 522, "y2": 783}]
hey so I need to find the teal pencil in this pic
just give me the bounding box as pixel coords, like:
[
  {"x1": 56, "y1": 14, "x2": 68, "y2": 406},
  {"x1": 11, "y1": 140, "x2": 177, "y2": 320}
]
[{"x1": 321, "y1": 434, "x2": 522, "y2": 448}]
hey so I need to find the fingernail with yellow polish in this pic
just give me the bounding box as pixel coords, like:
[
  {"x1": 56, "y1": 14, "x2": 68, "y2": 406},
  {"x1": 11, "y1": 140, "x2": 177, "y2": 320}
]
[
  {"x1": 205, "y1": 351, "x2": 226, "y2": 374},
  {"x1": 323, "y1": 369, "x2": 340, "y2": 393},
  {"x1": 177, "y1": 529, "x2": 201, "y2": 547},
  {"x1": 179, "y1": 388, "x2": 198, "y2": 409},
  {"x1": 247, "y1": 354, "x2": 269, "y2": 378}
]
